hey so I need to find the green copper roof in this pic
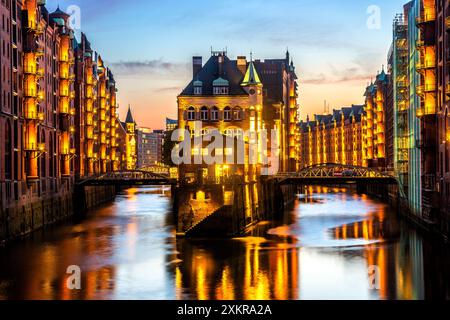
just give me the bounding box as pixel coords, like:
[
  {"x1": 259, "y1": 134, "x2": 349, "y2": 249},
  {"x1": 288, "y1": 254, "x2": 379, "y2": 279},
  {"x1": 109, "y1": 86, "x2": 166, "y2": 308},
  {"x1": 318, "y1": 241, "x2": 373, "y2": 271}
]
[
  {"x1": 241, "y1": 61, "x2": 262, "y2": 86},
  {"x1": 212, "y1": 77, "x2": 229, "y2": 87},
  {"x1": 52, "y1": 17, "x2": 65, "y2": 26},
  {"x1": 193, "y1": 79, "x2": 203, "y2": 86}
]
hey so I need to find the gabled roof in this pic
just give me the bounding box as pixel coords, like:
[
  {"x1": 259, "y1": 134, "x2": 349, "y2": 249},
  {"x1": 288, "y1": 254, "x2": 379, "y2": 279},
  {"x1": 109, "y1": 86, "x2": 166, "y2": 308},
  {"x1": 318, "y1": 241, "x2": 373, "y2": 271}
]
[
  {"x1": 180, "y1": 54, "x2": 247, "y2": 96},
  {"x1": 376, "y1": 70, "x2": 388, "y2": 83}
]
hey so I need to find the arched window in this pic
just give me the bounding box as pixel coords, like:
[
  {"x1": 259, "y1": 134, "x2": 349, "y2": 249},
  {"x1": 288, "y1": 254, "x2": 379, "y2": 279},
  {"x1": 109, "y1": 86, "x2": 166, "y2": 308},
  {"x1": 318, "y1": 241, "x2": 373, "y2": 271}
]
[
  {"x1": 200, "y1": 106, "x2": 209, "y2": 121},
  {"x1": 187, "y1": 107, "x2": 196, "y2": 121},
  {"x1": 211, "y1": 106, "x2": 219, "y2": 121},
  {"x1": 233, "y1": 107, "x2": 242, "y2": 121},
  {"x1": 5, "y1": 121, "x2": 11, "y2": 180},
  {"x1": 224, "y1": 107, "x2": 232, "y2": 121}
]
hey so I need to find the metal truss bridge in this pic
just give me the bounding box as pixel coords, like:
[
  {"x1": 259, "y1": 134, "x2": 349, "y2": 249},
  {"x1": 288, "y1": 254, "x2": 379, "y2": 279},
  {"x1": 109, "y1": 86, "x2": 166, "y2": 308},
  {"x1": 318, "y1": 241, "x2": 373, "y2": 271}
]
[
  {"x1": 77, "y1": 170, "x2": 177, "y2": 187},
  {"x1": 276, "y1": 164, "x2": 397, "y2": 186}
]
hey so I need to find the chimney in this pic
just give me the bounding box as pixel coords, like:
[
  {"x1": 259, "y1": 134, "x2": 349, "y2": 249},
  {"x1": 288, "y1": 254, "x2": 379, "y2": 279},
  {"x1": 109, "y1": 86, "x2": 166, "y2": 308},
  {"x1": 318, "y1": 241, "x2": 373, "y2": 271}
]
[
  {"x1": 218, "y1": 53, "x2": 225, "y2": 76},
  {"x1": 193, "y1": 56, "x2": 202, "y2": 77},
  {"x1": 237, "y1": 56, "x2": 247, "y2": 75}
]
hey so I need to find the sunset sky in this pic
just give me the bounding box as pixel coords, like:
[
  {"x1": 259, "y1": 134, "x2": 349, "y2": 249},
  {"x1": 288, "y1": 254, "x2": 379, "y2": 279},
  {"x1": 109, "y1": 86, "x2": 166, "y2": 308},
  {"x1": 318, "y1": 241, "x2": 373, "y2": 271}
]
[{"x1": 48, "y1": 0, "x2": 406, "y2": 129}]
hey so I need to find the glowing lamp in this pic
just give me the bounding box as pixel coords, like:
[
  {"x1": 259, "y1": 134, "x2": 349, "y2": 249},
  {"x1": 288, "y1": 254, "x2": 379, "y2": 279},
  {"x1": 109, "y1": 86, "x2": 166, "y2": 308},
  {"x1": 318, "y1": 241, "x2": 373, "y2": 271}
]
[{"x1": 38, "y1": 143, "x2": 46, "y2": 152}]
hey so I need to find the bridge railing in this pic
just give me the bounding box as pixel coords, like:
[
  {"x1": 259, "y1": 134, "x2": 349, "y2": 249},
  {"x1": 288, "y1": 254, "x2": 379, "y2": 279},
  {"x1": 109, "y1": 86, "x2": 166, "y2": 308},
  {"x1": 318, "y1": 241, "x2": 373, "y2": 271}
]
[{"x1": 282, "y1": 164, "x2": 394, "y2": 179}]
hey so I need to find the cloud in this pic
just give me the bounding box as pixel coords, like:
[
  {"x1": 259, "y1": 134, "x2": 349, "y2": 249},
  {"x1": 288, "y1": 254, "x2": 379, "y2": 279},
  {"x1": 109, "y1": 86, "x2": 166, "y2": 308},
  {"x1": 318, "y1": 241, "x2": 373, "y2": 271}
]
[
  {"x1": 153, "y1": 86, "x2": 183, "y2": 93},
  {"x1": 111, "y1": 60, "x2": 187, "y2": 73},
  {"x1": 302, "y1": 50, "x2": 383, "y2": 85}
]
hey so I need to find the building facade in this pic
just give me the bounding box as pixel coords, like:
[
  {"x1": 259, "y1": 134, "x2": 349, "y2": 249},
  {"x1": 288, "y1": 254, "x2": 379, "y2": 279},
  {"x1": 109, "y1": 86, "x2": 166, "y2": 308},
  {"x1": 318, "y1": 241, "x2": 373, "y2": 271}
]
[
  {"x1": 166, "y1": 118, "x2": 178, "y2": 132},
  {"x1": 298, "y1": 105, "x2": 364, "y2": 169},
  {"x1": 362, "y1": 70, "x2": 393, "y2": 169},
  {"x1": 137, "y1": 127, "x2": 163, "y2": 168},
  {"x1": 177, "y1": 50, "x2": 299, "y2": 183},
  {"x1": 0, "y1": 1, "x2": 126, "y2": 241}
]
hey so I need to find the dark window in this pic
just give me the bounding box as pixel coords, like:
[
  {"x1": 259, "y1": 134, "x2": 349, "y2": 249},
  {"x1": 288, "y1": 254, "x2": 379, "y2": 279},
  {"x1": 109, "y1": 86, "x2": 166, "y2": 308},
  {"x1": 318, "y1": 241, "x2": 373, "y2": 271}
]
[{"x1": 5, "y1": 121, "x2": 12, "y2": 180}]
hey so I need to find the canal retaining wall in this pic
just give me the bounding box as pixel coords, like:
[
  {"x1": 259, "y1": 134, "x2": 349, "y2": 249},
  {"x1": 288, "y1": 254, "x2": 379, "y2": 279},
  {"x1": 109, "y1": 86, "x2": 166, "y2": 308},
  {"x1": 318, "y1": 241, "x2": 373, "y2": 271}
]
[
  {"x1": 175, "y1": 178, "x2": 296, "y2": 238},
  {"x1": 361, "y1": 183, "x2": 449, "y2": 242},
  {"x1": 0, "y1": 182, "x2": 116, "y2": 244}
]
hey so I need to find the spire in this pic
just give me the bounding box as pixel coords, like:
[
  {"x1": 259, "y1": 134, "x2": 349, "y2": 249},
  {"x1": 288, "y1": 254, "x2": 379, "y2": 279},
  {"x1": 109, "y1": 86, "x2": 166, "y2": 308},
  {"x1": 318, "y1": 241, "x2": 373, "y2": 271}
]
[
  {"x1": 286, "y1": 48, "x2": 290, "y2": 62},
  {"x1": 126, "y1": 105, "x2": 135, "y2": 124},
  {"x1": 241, "y1": 53, "x2": 262, "y2": 87},
  {"x1": 51, "y1": 5, "x2": 70, "y2": 18}
]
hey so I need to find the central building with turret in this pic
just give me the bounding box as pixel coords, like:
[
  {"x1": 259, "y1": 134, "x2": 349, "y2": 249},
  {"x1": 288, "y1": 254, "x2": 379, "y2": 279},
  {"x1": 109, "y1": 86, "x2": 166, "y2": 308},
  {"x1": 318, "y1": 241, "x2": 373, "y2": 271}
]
[{"x1": 177, "y1": 50, "x2": 299, "y2": 183}]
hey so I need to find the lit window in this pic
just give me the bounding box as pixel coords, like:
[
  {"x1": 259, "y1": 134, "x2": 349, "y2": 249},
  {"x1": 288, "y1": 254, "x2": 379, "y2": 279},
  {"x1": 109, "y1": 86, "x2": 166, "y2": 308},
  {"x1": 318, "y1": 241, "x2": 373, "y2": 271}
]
[{"x1": 233, "y1": 107, "x2": 242, "y2": 121}]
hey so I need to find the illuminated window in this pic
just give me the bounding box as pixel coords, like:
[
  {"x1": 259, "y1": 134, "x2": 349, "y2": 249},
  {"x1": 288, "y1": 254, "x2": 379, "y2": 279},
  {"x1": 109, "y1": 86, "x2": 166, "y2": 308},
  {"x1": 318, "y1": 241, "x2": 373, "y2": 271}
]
[
  {"x1": 233, "y1": 107, "x2": 242, "y2": 121},
  {"x1": 224, "y1": 128, "x2": 243, "y2": 139},
  {"x1": 200, "y1": 106, "x2": 209, "y2": 121},
  {"x1": 187, "y1": 107, "x2": 196, "y2": 121},
  {"x1": 224, "y1": 107, "x2": 232, "y2": 121}
]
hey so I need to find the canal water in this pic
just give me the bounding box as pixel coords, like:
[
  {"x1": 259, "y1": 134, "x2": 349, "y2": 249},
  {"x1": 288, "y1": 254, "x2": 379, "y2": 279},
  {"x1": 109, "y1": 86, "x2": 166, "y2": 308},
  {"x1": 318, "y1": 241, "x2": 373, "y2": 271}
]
[{"x1": 1, "y1": 186, "x2": 449, "y2": 300}]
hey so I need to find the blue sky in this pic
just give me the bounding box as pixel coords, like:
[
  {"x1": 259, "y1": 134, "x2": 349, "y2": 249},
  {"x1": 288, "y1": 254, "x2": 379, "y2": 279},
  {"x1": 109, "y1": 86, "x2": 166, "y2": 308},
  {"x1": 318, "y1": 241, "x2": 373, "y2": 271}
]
[{"x1": 47, "y1": 0, "x2": 407, "y2": 129}]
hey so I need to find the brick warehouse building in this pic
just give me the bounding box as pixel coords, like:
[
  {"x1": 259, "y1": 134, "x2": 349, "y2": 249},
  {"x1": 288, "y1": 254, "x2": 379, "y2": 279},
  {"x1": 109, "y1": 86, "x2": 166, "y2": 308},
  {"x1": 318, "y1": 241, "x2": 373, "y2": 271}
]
[
  {"x1": 0, "y1": 1, "x2": 125, "y2": 241},
  {"x1": 177, "y1": 50, "x2": 299, "y2": 182},
  {"x1": 298, "y1": 105, "x2": 364, "y2": 169}
]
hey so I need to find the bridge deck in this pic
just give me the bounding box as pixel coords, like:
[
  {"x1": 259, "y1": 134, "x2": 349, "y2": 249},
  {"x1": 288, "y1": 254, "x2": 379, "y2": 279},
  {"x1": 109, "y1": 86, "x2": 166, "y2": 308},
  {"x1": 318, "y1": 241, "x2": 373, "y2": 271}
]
[{"x1": 279, "y1": 177, "x2": 397, "y2": 185}]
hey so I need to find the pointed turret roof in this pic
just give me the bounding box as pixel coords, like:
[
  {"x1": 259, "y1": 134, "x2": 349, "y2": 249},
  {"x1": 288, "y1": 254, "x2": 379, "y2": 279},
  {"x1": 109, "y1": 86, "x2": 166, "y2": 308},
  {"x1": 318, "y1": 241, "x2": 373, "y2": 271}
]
[
  {"x1": 241, "y1": 57, "x2": 262, "y2": 87},
  {"x1": 126, "y1": 105, "x2": 135, "y2": 124},
  {"x1": 51, "y1": 6, "x2": 70, "y2": 18}
]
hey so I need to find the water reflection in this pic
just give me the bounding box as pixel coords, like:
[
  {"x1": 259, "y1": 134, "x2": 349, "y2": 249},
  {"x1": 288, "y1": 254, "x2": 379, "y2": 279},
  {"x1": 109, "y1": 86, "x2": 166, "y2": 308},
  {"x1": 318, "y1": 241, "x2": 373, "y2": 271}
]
[{"x1": 0, "y1": 186, "x2": 450, "y2": 300}]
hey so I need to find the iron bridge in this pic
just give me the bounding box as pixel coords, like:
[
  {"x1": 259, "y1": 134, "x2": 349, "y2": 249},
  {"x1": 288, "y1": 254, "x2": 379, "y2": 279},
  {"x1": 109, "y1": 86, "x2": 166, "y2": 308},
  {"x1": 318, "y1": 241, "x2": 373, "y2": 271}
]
[
  {"x1": 77, "y1": 170, "x2": 177, "y2": 187},
  {"x1": 276, "y1": 163, "x2": 397, "y2": 185}
]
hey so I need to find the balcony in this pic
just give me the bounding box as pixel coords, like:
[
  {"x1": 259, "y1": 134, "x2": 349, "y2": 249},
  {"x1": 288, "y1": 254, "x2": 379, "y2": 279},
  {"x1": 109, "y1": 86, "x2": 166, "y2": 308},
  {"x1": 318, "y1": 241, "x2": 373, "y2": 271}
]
[
  {"x1": 416, "y1": 12, "x2": 436, "y2": 25},
  {"x1": 24, "y1": 110, "x2": 45, "y2": 122},
  {"x1": 24, "y1": 143, "x2": 46, "y2": 152},
  {"x1": 61, "y1": 148, "x2": 76, "y2": 156},
  {"x1": 416, "y1": 60, "x2": 435, "y2": 71},
  {"x1": 60, "y1": 107, "x2": 76, "y2": 116},
  {"x1": 24, "y1": 65, "x2": 37, "y2": 74},
  {"x1": 36, "y1": 68, "x2": 44, "y2": 78},
  {"x1": 416, "y1": 84, "x2": 436, "y2": 95}
]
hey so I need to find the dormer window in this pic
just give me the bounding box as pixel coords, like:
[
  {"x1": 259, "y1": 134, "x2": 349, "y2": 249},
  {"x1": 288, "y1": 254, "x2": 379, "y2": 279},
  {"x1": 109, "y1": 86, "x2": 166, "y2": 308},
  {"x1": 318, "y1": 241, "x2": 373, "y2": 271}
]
[
  {"x1": 193, "y1": 80, "x2": 203, "y2": 95},
  {"x1": 213, "y1": 77, "x2": 229, "y2": 95}
]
